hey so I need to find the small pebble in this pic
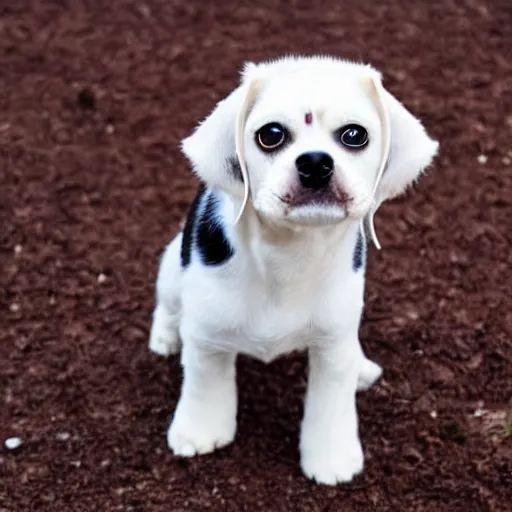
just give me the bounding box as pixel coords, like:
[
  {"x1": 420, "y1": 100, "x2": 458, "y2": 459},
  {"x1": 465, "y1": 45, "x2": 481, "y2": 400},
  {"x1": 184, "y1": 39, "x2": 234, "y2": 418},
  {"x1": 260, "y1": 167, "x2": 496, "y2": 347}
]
[
  {"x1": 406, "y1": 310, "x2": 419, "y2": 321},
  {"x1": 9, "y1": 303, "x2": 20, "y2": 313},
  {"x1": 139, "y1": 4, "x2": 151, "y2": 18},
  {"x1": 502, "y1": 156, "x2": 511, "y2": 165},
  {"x1": 105, "y1": 124, "x2": 115, "y2": 134},
  {"x1": 56, "y1": 432, "x2": 71, "y2": 442},
  {"x1": 430, "y1": 410, "x2": 438, "y2": 419},
  {"x1": 473, "y1": 408, "x2": 485, "y2": 418},
  {"x1": 14, "y1": 244, "x2": 23, "y2": 254},
  {"x1": 5, "y1": 437, "x2": 22, "y2": 450},
  {"x1": 477, "y1": 154, "x2": 488, "y2": 164},
  {"x1": 97, "y1": 273, "x2": 107, "y2": 284}
]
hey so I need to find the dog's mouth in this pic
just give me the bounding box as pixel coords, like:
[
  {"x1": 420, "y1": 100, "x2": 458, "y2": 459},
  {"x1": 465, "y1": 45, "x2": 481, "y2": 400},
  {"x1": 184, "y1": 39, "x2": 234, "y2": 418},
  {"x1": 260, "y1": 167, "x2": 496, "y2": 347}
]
[
  {"x1": 278, "y1": 186, "x2": 351, "y2": 209},
  {"x1": 273, "y1": 186, "x2": 352, "y2": 225}
]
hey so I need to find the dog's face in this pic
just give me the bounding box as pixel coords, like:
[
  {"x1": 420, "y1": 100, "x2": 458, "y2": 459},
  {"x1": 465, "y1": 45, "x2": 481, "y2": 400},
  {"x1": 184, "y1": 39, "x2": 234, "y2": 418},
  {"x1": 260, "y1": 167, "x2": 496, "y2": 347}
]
[
  {"x1": 243, "y1": 71, "x2": 384, "y2": 225},
  {"x1": 182, "y1": 56, "x2": 438, "y2": 234}
]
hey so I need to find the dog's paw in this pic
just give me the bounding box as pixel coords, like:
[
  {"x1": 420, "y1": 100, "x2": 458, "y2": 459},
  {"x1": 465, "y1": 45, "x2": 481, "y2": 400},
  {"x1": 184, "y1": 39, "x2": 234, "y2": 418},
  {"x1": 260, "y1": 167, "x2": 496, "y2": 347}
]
[
  {"x1": 167, "y1": 400, "x2": 236, "y2": 457},
  {"x1": 356, "y1": 358, "x2": 382, "y2": 391},
  {"x1": 300, "y1": 408, "x2": 364, "y2": 485},
  {"x1": 148, "y1": 306, "x2": 181, "y2": 357},
  {"x1": 149, "y1": 325, "x2": 180, "y2": 357},
  {"x1": 300, "y1": 433, "x2": 364, "y2": 485}
]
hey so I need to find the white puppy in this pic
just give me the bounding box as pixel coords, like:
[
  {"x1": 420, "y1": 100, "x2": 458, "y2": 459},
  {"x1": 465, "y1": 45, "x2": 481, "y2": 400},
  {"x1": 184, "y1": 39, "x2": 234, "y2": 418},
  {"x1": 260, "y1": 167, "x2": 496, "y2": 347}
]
[{"x1": 149, "y1": 55, "x2": 438, "y2": 485}]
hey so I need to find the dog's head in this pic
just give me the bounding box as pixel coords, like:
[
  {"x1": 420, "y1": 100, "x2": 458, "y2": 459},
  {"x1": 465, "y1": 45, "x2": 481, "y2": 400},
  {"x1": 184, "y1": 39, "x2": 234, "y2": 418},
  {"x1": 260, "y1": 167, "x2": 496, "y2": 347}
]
[{"x1": 181, "y1": 56, "x2": 438, "y2": 244}]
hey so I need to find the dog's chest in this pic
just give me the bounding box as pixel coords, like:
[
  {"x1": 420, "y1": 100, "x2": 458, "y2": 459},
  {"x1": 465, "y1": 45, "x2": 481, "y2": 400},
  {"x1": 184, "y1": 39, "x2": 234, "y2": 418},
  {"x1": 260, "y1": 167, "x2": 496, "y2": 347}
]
[
  {"x1": 243, "y1": 289, "x2": 318, "y2": 361},
  {"x1": 226, "y1": 292, "x2": 317, "y2": 362},
  {"x1": 187, "y1": 269, "x2": 336, "y2": 362},
  {"x1": 182, "y1": 225, "x2": 364, "y2": 362}
]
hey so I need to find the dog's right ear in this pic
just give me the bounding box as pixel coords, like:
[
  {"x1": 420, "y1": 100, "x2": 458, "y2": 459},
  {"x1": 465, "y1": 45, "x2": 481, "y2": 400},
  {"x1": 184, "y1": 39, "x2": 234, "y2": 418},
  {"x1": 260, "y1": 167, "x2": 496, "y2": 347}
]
[
  {"x1": 181, "y1": 65, "x2": 260, "y2": 205},
  {"x1": 363, "y1": 73, "x2": 439, "y2": 249}
]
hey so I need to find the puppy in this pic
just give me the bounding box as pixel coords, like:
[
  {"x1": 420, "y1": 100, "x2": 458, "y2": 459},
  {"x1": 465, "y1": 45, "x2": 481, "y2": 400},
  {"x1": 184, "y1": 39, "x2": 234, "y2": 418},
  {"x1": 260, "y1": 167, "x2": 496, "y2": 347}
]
[{"x1": 149, "y1": 55, "x2": 438, "y2": 485}]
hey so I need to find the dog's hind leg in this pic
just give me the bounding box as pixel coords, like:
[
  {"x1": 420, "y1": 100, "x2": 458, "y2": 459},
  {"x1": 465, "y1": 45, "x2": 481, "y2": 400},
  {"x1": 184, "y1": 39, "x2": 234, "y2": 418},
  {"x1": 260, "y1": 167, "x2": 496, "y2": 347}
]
[
  {"x1": 149, "y1": 234, "x2": 183, "y2": 357},
  {"x1": 356, "y1": 356, "x2": 382, "y2": 391}
]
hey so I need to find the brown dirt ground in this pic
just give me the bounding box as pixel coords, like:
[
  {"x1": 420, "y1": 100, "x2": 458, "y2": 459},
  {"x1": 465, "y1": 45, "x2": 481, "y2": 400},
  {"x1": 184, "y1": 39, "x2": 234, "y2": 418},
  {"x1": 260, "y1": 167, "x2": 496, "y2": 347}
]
[{"x1": 1, "y1": 0, "x2": 512, "y2": 510}]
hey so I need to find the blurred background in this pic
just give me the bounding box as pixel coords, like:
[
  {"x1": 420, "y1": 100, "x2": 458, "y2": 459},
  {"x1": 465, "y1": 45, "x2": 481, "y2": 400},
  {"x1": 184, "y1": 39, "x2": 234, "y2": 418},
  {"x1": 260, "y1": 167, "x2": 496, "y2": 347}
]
[{"x1": 1, "y1": 1, "x2": 511, "y2": 510}]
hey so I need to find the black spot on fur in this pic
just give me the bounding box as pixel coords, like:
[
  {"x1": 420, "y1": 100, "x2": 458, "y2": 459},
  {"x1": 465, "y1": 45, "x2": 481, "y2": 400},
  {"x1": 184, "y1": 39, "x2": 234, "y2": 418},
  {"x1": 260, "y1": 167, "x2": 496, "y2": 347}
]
[
  {"x1": 180, "y1": 184, "x2": 206, "y2": 268},
  {"x1": 196, "y1": 192, "x2": 234, "y2": 266},
  {"x1": 353, "y1": 229, "x2": 366, "y2": 272},
  {"x1": 228, "y1": 157, "x2": 243, "y2": 181}
]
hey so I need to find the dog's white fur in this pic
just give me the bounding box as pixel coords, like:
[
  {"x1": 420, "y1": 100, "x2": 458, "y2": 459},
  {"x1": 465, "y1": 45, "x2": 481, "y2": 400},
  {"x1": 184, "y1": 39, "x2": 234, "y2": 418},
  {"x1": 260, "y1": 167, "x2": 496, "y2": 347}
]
[{"x1": 149, "y1": 55, "x2": 438, "y2": 485}]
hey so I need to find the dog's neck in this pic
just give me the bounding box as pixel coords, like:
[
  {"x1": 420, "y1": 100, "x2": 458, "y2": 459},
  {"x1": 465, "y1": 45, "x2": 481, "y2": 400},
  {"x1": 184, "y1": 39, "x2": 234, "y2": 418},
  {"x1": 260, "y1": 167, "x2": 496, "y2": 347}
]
[{"x1": 224, "y1": 193, "x2": 360, "y2": 285}]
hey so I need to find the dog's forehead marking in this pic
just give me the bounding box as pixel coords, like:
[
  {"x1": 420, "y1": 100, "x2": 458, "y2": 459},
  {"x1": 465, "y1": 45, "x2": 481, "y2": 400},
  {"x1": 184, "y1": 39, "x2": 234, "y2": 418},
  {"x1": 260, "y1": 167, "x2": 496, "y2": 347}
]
[{"x1": 255, "y1": 76, "x2": 379, "y2": 127}]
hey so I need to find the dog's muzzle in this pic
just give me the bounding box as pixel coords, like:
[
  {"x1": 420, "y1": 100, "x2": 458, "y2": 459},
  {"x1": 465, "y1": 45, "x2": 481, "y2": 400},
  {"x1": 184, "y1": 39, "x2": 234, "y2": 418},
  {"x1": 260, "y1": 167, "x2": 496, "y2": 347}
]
[{"x1": 296, "y1": 151, "x2": 334, "y2": 190}]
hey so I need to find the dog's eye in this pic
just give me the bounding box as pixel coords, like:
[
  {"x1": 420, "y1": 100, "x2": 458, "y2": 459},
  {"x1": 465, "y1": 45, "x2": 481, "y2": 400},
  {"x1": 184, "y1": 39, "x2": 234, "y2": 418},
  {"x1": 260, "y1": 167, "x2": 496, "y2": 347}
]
[
  {"x1": 339, "y1": 124, "x2": 368, "y2": 149},
  {"x1": 256, "y1": 123, "x2": 288, "y2": 151}
]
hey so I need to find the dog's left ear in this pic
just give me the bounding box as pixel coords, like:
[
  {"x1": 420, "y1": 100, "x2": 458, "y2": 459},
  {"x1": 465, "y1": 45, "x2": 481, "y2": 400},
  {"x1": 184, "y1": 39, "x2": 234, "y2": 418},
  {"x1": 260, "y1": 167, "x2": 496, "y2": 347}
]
[
  {"x1": 365, "y1": 75, "x2": 439, "y2": 248},
  {"x1": 181, "y1": 64, "x2": 260, "y2": 216}
]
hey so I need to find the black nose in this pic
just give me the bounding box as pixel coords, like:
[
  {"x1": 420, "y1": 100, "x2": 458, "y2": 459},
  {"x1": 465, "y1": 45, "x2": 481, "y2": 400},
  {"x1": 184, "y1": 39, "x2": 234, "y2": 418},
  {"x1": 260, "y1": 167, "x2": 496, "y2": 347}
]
[{"x1": 295, "y1": 151, "x2": 334, "y2": 190}]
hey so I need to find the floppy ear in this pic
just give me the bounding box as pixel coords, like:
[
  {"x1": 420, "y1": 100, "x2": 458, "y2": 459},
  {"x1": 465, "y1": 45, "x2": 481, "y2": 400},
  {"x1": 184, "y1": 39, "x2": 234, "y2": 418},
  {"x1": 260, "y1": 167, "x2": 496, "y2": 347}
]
[
  {"x1": 374, "y1": 88, "x2": 439, "y2": 205},
  {"x1": 365, "y1": 76, "x2": 439, "y2": 248},
  {"x1": 181, "y1": 69, "x2": 260, "y2": 211}
]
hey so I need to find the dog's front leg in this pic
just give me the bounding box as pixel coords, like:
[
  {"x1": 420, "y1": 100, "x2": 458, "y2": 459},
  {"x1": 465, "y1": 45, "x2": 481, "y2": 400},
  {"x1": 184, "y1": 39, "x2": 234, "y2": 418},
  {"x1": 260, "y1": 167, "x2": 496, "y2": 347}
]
[
  {"x1": 168, "y1": 339, "x2": 237, "y2": 457},
  {"x1": 300, "y1": 334, "x2": 364, "y2": 485}
]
